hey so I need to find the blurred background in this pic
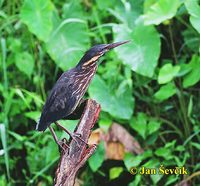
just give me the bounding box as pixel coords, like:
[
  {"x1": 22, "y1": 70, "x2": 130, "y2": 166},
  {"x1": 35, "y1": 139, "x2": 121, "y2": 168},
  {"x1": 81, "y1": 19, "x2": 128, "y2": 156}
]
[{"x1": 0, "y1": 0, "x2": 200, "y2": 185}]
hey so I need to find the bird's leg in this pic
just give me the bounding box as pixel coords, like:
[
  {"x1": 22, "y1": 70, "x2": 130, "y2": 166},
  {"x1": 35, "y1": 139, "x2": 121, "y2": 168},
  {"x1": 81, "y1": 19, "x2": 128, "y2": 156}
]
[
  {"x1": 54, "y1": 121, "x2": 87, "y2": 145},
  {"x1": 49, "y1": 126, "x2": 69, "y2": 152}
]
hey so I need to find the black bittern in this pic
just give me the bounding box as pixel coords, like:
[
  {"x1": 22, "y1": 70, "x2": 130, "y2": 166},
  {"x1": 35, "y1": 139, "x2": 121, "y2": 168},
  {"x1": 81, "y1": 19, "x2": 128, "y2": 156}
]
[{"x1": 36, "y1": 41, "x2": 129, "y2": 148}]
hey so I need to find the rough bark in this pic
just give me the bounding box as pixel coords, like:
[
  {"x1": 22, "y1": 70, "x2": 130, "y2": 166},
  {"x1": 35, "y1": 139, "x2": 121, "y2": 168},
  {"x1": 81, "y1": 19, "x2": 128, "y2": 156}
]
[{"x1": 54, "y1": 99, "x2": 101, "y2": 186}]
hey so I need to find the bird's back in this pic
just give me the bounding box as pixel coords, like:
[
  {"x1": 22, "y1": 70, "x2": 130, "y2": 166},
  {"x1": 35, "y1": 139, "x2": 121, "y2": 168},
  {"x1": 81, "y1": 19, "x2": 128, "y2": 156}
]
[{"x1": 36, "y1": 65, "x2": 97, "y2": 131}]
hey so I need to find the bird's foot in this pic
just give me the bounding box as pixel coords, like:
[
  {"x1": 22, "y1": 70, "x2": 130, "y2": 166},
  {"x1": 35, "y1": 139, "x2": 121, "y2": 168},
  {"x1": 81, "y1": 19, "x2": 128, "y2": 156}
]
[
  {"x1": 49, "y1": 126, "x2": 69, "y2": 153},
  {"x1": 71, "y1": 132, "x2": 88, "y2": 145},
  {"x1": 54, "y1": 121, "x2": 87, "y2": 146},
  {"x1": 57, "y1": 139, "x2": 69, "y2": 153}
]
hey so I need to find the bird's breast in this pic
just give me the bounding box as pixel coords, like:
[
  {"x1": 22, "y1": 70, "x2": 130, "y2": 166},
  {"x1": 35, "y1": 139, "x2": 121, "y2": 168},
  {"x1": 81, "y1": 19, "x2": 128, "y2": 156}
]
[{"x1": 71, "y1": 65, "x2": 97, "y2": 98}]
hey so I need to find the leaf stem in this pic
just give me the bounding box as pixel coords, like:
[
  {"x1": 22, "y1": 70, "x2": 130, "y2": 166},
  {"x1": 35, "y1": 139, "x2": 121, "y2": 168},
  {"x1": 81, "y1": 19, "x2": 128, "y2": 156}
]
[
  {"x1": 168, "y1": 24, "x2": 178, "y2": 65},
  {"x1": 176, "y1": 16, "x2": 199, "y2": 36},
  {"x1": 169, "y1": 23, "x2": 194, "y2": 164},
  {"x1": 158, "y1": 117, "x2": 183, "y2": 138}
]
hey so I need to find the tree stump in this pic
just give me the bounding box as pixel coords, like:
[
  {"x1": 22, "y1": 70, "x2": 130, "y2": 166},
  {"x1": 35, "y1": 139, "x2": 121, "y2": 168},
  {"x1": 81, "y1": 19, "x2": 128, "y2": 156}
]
[{"x1": 54, "y1": 99, "x2": 101, "y2": 186}]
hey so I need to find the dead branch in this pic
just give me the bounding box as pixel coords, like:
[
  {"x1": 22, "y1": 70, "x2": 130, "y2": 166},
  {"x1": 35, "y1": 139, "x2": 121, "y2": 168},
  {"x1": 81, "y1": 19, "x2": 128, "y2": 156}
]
[{"x1": 54, "y1": 99, "x2": 101, "y2": 186}]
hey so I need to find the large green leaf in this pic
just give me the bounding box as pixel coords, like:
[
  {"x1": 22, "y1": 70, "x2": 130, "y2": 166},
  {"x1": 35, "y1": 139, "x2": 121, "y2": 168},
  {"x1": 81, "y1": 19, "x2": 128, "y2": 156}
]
[
  {"x1": 20, "y1": 0, "x2": 54, "y2": 42},
  {"x1": 15, "y1": 52, "x2": 34, "y2": 78},
  {"x1": 88, "y1": 75, "x2": 134, "y2": 120},
  {"x1": 158, "y1": 63, "x2": 180, "y2": 84},
  {"x1": 113, "y1": 21, "x2": 160, "y2": 77},
  {"x1": 46, "y1": 2, "x2": 90, "y2": 71},
  {"x1": 154, "y1": 82, "x2": 176, "y2": 102},
  {"x1": 46, "y1": 19, "x2": 89, "y2": 70},
  {"x1": 185, "y1": 0, "x2": 200, "y2": 34},
  {"x1": 108, "y1": 0, "x2": 143, "y2": 28},
  {"x1": 96, "y1": 0, "x2": 116, "y2": 10},
  {"x1": 183, "y1": 55, "x2": 200, "y2": 88},
  {"x1": 62, "y1": 1, "x2": 85, "y2": 19},
  {"x1": 143, "y1": 0, "x2": 180, "y2": 25}
]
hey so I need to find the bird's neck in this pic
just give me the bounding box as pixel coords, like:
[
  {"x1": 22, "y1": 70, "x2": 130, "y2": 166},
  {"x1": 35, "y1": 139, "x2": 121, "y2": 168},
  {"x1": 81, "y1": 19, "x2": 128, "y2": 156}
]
[
  {"x1": 77, "y1": 62, "x2": 98, "y2": 75},
  {"x1": 73, "y1": 63, "x2": 97, "y2": 99},
  {"x1": 77, "y1": 53, "x2": 102, "y2": 68}
]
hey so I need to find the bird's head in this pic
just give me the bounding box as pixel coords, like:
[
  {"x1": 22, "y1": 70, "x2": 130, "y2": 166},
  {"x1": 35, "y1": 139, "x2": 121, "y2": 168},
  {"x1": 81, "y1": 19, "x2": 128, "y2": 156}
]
[{"x1": 77, "y1": 40, "x2": 130, "y2": 68}]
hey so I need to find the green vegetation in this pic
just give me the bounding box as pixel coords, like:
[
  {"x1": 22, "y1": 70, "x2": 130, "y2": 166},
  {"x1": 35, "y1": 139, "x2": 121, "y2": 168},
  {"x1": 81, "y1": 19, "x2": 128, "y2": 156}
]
[{"x1": 0, "y1": 0, "x2": 200, "y2": 185}]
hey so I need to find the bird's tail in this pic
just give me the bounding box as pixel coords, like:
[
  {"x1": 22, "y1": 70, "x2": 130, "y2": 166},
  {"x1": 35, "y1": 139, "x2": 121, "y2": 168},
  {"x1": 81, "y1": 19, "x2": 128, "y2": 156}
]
[{"x1": 35, "y1": 117, "x2": 50, "y2": 132}]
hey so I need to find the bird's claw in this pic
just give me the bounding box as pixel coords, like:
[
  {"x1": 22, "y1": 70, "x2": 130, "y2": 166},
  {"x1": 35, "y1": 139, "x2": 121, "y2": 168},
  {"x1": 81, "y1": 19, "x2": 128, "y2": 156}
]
[
  {"x1": 74, "y1": 132, "x2": 81, "y2": 137},
  {"x1": 71, "y1": 133, "x2": 88, "y2": 146},
  {"x1": 57, "y1": 140, "x2": 69, "y2": 153}
]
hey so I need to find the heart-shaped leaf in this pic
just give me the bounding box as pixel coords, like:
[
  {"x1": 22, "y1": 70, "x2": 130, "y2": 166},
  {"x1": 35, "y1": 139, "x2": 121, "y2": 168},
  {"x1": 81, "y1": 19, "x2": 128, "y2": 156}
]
[
  {"x1": 147, "y1": 119, "x2": 161, "y2": 135},
  {"x1": 20, "y1": 0, "x2": 54, "y2": 42},
  {"x1": 46, "y1": 19, "x2": 89, "y2": 70},
  {"x1": 154, "y1": 82, "x2": 176, "y2": 102},
  {"x1": 89, "y1": 75, "x2": 134, "y2": 120},
  {"x1": 113, "y1": 21, "x2": 160, "y2": 77},
  {"x1": 143, "y1": 0, "x2": 181, "y2": 25},
  {"x1": 158, "y1": 63, "x2": 180, "y2": 84},
  {"x1": 130, "y1": 112, "x2": 147, "y2": 139},
  {"x1": 46, "y1": 2, "x2": 90, "y2": 71}
]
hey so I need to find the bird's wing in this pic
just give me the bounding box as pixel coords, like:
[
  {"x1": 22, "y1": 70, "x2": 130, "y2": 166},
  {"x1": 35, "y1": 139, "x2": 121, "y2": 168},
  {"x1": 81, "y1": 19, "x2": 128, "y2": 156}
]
[{"x1": 37, "y1": 71, "x2": 77, "y2": 130}]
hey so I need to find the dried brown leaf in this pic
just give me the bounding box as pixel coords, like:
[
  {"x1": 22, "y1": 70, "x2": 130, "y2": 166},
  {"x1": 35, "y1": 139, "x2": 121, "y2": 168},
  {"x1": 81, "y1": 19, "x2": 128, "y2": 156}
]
[
  {"x1": 108, "y1": 123, "x2": 143, "y2": 155},
  {"x1": 105, "y1": 141, "x2": 125, "y2": 160}
]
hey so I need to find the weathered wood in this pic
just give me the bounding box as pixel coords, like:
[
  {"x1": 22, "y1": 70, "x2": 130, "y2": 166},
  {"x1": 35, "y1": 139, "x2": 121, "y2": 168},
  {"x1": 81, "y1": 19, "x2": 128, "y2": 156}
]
[{"x1": 54, "y1": 99, "x2": 101, "y2": 186}]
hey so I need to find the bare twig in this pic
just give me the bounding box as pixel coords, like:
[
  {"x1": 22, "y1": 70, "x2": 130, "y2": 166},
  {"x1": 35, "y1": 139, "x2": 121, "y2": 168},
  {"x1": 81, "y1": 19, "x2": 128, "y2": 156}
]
[{"x1": 54, "y1": 99, "x2": 101, "y2": 186}]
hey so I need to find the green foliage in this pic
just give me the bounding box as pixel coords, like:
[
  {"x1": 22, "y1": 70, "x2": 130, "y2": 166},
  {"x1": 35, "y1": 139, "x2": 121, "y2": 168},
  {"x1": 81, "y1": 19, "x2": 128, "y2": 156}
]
[
  {"x1": 15, "y1": 52, "x2": 34, "y2": 78},
  {"x1": 113, "y1": 21, "x2": 161, "y2": 77},
  {"x1": 0, "y1": 0, "x2": 200, "y2": 185},
  {"x1": 46, "y1": 3, "x2": 90, "y2": 70},
  {"x1": 183, "y1": 55, "x2": 200, "y2": 88},
  {"x1": 130, "y1": 113, "x2": 161, "y2": 140},
  {"x1": 154, "y1": 82, "x2": 177, "y2": 102},
  {"x1": 109, "y1": 167, "x2": 123, "y2": 180},
  {"x1": 184, "y1": 0, "x2": 200, "y2": 34},
  {"x1": 158, "y1": 63, "x2": 180, "y2": 84},
  {"x1": 89, "y1": 75, "x2": 134, "y2": 119},
  {"x1": 143, "y1": 0, "x2": 181, "y2": 25},
  {"x1": 20, "y1": 0, "x2": 54, "y2": 42},
  {"x1": 0, "y1": 124, "x2": 10, "y2": 179},
  {"x1": 88, "y1": 142, "x2": 105, "y2": 172}
]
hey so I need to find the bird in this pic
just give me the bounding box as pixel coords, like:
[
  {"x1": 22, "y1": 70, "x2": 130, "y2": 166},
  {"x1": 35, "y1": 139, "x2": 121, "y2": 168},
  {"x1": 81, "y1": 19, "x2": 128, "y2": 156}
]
[{"x1": 36, "y1": 41, "x2": 129, "y2": 148}]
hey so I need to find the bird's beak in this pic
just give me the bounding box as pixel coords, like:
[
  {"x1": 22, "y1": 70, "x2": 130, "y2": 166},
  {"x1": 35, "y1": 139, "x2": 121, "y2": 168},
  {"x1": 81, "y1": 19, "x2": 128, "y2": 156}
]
[
  {"x1": 106, "y1": 40, "x2": 130, "y2": 50},
  {"x1": 98, "y1": 40, "x2": 130, "y2": 56}
]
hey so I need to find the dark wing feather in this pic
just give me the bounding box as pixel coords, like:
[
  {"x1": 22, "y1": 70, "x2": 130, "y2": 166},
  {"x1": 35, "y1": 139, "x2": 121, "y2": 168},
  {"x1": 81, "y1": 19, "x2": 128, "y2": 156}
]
[{"x1": 36, "y1": 70, "x2": 77, "y2": 131}]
